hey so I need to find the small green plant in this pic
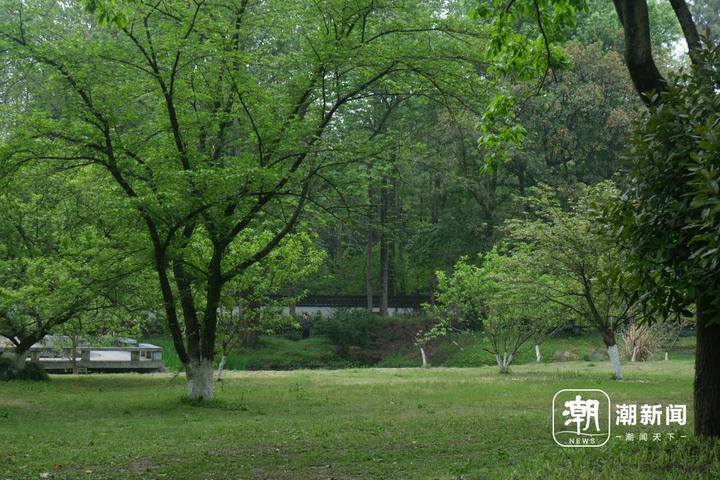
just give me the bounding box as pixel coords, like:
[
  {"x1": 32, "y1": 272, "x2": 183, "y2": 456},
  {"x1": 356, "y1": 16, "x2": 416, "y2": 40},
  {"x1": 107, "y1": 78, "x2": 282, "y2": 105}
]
[{"x1": 0, "y1": 358, "x2": 49, "y2": 381}]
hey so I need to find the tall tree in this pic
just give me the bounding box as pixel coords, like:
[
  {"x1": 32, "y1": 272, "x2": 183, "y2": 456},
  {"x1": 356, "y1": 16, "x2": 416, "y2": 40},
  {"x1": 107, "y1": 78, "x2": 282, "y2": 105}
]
[
  {"x1": 0, "y1": 165, "x2": 147, "y2": 368},
  {"x1": 0, "y1": 0, "x2": 487, "y2": 399},
  {"x1": 505, "y1": 183, "x2": 635, "y2": 379},
  {"x1": 482, "y1": 0, "x2": 720, "y2": 436}
]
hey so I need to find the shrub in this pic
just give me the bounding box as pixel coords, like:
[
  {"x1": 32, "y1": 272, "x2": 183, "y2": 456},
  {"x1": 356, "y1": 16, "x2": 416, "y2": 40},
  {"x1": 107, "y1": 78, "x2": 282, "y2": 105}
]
[
  {"x1": 620, "y1": 324, "x2": 658, "y2": 361},
  {"x1": 620, "y1": 320, "x2": 692, "y2": 362},
  {"x1": 0, "y1": 357, "x2": 49, "y2": 381},
  {"x1": 0, "y1": 357, "x2": 17, "y2": 381},
  {"x1": 16, "y1": 362, "x2": 49, "y2": 381},
  {"x1": 314, "y1": 309, "x2": 384, "y2": 352}
]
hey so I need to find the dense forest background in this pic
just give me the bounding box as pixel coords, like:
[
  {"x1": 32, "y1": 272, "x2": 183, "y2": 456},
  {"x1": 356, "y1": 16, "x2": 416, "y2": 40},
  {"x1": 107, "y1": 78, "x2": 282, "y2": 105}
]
[
  {"x1": 302, "y1": 0, "x2": 711, "y2": 300},
  {"x1": 1, "y1": 0, "x2": 719, "y2": 399}
]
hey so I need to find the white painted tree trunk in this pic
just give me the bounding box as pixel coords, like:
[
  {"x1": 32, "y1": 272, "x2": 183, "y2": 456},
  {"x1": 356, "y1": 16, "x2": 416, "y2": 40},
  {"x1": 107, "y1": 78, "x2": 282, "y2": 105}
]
[
  {"x1": 631, "y1": 345, "x2": 637, "y2": 362},
  {"x1": 607, "y1": 344, "x2": 623, "y2": 380},
  {"x1": 495, "y1": 353, "x2": 513, "y2": 373},
  {"x1": 187, "y1": 360, "x2": 214, "y2": 400},
  {"x1": 420, "y1": 347, "x2": 428, "y2": 368},
  {"x1": 535, "y1": 344, "x2": 541, "y2": 363},
  {"x1": 216, "y1": 355, "x2": 227, "y2": 380},
  {"x1": 665, "y1": 351, "x2": 669, "y2": 361}
]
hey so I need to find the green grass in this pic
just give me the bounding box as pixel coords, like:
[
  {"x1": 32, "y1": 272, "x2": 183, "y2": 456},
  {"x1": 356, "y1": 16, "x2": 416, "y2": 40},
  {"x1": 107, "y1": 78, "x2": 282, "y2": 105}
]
[
  {"x1": 143, "y1": 336, "x2": 348, "y2": 371},
  {"x1": 226, "y1": 336, "x2": 350, "y2": 370},
  {"x1": 1, "y1": 360, "x2": 718, "y2": 479},
  {"x1": 424, "y1": 333, "x2": 610, "y2": 367},
  {"x1": 144, "y1": 332, "x2": 697, "y2": 371}
]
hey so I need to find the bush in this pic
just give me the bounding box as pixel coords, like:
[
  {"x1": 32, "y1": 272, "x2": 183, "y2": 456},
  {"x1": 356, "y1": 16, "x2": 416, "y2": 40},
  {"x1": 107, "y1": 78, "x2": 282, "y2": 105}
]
[
  {"x1": 620, "y1": 320, "x2": 690, "y2": 361},
  {"x1": 16, "y1": 362, "x2": 49, "y2": 381},
  {"x1": 0, "y1": 357, "x2": 16, "y2": 380},
  {"x1": 0, "y1": 356, "x2": 49, "y2": 381},
  {"x1": 314, "y1": 309, "x2": 385, "y2": 352},
  {"x1": 620, "y1": 324, "x2": 658, "y2": 361}
]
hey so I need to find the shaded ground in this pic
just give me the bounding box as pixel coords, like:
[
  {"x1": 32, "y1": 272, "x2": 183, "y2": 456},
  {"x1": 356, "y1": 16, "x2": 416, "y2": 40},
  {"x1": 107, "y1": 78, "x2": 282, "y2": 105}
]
[{"x1": 1, "y1": 360, "x2": 718, "y2": 479}]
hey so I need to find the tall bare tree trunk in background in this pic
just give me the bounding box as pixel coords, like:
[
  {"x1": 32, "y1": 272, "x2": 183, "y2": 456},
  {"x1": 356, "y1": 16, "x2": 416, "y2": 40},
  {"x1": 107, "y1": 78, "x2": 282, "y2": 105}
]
[
  {"x1": 427, "y1": 174, "x2": 443, "y2": 304},
  {"x1": 366, "y1": 181, "x2": 374, "y2": 314},
  {"x1": 389, "y1": 174, "x2": 400, "y2": 297},
  {"x1": 379, "y1": 174, "x2": 389, "y2": 317}
]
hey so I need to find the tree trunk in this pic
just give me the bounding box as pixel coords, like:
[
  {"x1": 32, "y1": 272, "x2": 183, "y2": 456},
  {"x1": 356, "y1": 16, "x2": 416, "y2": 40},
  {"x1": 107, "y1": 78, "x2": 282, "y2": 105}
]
[
  {"x1": 387, "y1": 174, "x2": 399, "y2": 299},
  {"x1": 365, "y1": 236, "x2": 374, "y2": 313},
  {"x1": 517, "y1": 162, "x2": 527, "y2": 196},
  {"x1": 428, "y1": 174, "x2": 442, "y2": 306},
  {"x1": 216, "y1": 355, "x2": 227, "y2": 381},
  {"x1": 607, "y1": 344, "x2": 623, "y2": 380},
  {"x1": 599, "y1": 321, "x2": 623, "y2": 379},
  {"x1": 13, "y1": 351, "x2": 27, "y2": 369},
  {"x1": 496, "y1": 353, "x2": 513, "y2": 374},
  {"x1": 612, "y1": 0, "x2": 667, "y2": 104},
  {"x1": 366, "y1": 184, "x2": 374, "y2": 314},
  {"x1": 694, "y1": 288, "x2": 720, "y2": 437},
  {"x1": 9, "y1": 335, "x2": 42, "y2": 370},
  {"x1": 535, "y1": 344, "x2": 541, "y2": 363},
  {"x1": 420, "y1": 347, "x2": 428, "y2": 368},
  {"x1": 379, "y1": 175, "x2": 389, "y2": 317},
  {"x1": 380, "y1": 244, "x2": 389, "y2": 316},
  {"x1": 187, "y1": 359, "x2": 214, "y2": 400}
]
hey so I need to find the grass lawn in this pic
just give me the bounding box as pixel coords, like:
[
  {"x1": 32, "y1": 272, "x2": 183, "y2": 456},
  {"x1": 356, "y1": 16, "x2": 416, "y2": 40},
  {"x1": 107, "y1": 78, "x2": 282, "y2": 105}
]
[
  {"x1": 144, "y1": 332, "x2": 697, "y2": 371},
  {"x1": 144, "y1": 336, "x2": 351, "y2": 372},
  {"x1": 2, "y1": 359, "x2": 719, "y2": 479}
]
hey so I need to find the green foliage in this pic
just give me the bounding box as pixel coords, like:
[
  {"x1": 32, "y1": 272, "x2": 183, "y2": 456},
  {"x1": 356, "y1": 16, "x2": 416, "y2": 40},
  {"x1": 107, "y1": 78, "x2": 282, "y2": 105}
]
[
  {"x1": 610, "y1": 43, "x2": 720, "y2": 319},
  {"x1": 505, "y1": 183, "x2": 634, "y2": 342},
  {"x1": 690, "y1": 0, "x2": 720, "y2": 40},
  {"x1": 150, "y1": 328, "x2": 694, "y2": 370},
  {"x1": 314, "y1": 309, "x2": 385, "y2": 353},
  {"x1": 13, "y1": 361, "x2": 49, "y2": 381},
  {"x1": 430, "y1": 258, "x2": 488, "y2": 333},
  {"x1": 0, "y1": 358, "x2": 49, "y2": 381},
  {"x1": 217, "y1": 232, "x2": 325, "y2": 351},
  {"x1": 571, "y1": 0, "x2": 682, "y2": 54},
  {"x1": 233, "y1": 336, "x2": 349, "y2": 370},
  {"x1": 473, "y1": 0, "x2": 586, "y2": 78},
  {"x1": 0, "y1": 357, "x2": 15, "y2": 380},
  {"x1": 0, "y1": 163, "x2": 152, "y2": 353},
  {"x1": 0, "y1": 0, "x2": 492, "y2": 372},
  {"x1": 517, "y1": 41, "x2": 639, "y2": 185},
  {"x1": 427, "y1": 246, "x2": 562, "y2": 370}
]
